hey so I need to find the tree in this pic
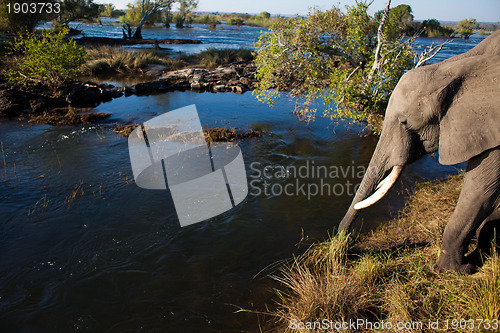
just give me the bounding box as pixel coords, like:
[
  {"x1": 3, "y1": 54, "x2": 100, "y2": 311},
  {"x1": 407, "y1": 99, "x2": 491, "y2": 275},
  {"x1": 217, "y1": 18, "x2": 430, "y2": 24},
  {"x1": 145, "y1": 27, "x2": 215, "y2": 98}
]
[
  {"x1": 226, "y1": 17, "x2": 244, "y2": 26},
  {"x1": 174, "y1": 0, "x2": 197, "y2": 28},
  {"x1": 122, "y1": 0, "x2": 174, "y2": 39},
  {"x1": 419, "y1": 19, "x2": 453, "y2": 38},
  {"x1": 456, "y1": 18, "x2": 477, "y2": 39},
  {"x1": 259, "y1": 12, "x2": 271, "y2": 19},
  {"x1": 60, "y1": 0, "x2": 100, "y2": 21},
  {"x1": 99, "y1": 3, "x2": 125, "y2": 17},
  {"x1": 253, "y1": 1, "x2": 417, "y2": 132},
  {"x1": 375, "y1": 4, "x2": 414, "y2": 38},
  {"x1": 7, "y1": 27, "x2": 86, "y2": 90},
  {"x1": 0, "y1": 0, "x2": 56, "y2": 32},
  {"x1": 163, "y1": 2, "x2": 173, "y2": 28}
]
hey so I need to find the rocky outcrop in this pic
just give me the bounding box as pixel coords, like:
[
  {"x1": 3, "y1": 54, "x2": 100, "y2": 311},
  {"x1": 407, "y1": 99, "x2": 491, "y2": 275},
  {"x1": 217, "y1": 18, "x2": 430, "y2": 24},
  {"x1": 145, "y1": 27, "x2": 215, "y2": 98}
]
[
  {"x1": 66, "y1": 81, "x2": 123, "y2": 107},
  {"x1": 126, "y1": 61, "x2": 257, "y2": 95},
  {"x1": 0, "y1": 80, "x2": 119, "y2": 124},
  {"x1": 0, "y1": 61, "x2": 257, "y2": 125}
]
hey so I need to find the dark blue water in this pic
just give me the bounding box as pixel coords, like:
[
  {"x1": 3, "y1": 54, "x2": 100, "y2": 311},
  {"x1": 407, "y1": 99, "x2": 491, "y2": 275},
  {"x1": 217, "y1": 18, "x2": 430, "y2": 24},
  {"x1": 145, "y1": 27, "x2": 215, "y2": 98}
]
[{"x1": 0, "y1": 22, "x2": 485, "y2": 332}]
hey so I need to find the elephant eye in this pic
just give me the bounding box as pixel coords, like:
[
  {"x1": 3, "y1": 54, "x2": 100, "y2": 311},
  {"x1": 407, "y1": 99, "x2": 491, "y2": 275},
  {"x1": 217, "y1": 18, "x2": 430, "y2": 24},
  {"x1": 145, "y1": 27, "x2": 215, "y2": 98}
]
[{"x1": 399, "y1": 118, "x2": 407, "y2": 126}]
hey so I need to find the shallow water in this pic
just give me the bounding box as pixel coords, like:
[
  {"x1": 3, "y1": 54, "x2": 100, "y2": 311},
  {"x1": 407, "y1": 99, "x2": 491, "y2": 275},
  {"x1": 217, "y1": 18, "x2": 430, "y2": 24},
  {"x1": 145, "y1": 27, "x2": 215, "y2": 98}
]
[{"x1": 0, "y1": 22, "x2": 482, "y2": 332}]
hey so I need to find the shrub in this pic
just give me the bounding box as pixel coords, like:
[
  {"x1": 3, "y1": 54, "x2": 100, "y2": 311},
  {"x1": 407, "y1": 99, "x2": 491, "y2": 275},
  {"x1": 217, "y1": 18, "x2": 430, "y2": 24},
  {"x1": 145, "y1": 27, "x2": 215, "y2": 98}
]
[
  {"x1": 253, "y1": 3, "x2": 415, "y2": 132},
  {"x1": 7, "y1": 27, "x2": 86, "y2": 90},
  {"x1": 226, "y1": 18, "x2": 245, "y2": 26},
  {"x1": 193, "y1": 14, "x2": 220, "y2": 29}
]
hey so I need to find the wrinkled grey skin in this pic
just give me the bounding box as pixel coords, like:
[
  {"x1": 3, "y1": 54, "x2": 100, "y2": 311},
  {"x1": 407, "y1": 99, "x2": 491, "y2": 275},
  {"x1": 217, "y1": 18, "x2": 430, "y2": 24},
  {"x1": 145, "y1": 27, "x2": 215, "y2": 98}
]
[{"x1": 339, "y1": 30, "x2": 500, "y2": 274}]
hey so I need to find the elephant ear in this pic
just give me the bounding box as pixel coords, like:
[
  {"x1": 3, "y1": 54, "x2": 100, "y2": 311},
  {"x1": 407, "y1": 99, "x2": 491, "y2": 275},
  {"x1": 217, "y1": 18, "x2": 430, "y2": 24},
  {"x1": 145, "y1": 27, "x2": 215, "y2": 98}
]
[{"x1": 437, "y1": 56, "x2": 500, "y2": 165}]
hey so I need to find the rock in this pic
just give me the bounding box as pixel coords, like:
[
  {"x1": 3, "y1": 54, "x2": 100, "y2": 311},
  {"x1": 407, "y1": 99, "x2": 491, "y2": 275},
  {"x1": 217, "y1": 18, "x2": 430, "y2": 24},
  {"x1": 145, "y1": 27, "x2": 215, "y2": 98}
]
[
  {"x1": 213, "y1": 84, "x2": 228, "y2": 92},
  {"x1": 218, "y1": 68, "x2": 237, "y2": 79},
  {"x1": 124, "y1": 86, "x2": 136, "y2": 96},
  {"x1": 232, "y1": 85, "x2": 245, "y2": 94},
  {"x1": 66, "y1": 82, "x2": 101, "y2": 107},
  {"x1": 143, "y1": 64, "x2": 169, "y2": 77},
  {"x1": 190, "y1": 82, "x2": 202, "y2": 90},
  {"x1": 0, "y1": 89, "x2": 27, "y2": 117}
]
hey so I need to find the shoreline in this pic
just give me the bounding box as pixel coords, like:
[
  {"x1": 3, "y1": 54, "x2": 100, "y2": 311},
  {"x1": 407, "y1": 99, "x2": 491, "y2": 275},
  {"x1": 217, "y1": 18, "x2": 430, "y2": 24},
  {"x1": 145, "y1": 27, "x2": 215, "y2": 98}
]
[
  {"x1": 0, "y1": 60, "x2": 257, "y2": 126},
  {"x1": 267, "y1": 174, "x2": 500, "y2": 331}
]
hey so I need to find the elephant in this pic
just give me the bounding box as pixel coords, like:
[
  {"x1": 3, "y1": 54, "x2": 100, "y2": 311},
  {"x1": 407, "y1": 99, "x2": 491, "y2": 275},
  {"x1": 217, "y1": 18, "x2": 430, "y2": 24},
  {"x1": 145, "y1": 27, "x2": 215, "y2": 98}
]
[{"x1": 339, "y1": 30, "x2": 500, "y2": 274}]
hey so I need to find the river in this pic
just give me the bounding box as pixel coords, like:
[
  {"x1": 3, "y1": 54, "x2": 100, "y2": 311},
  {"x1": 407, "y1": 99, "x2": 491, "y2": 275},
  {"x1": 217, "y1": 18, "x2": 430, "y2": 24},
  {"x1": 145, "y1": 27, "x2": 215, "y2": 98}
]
[{"x1": 0, "y1": 20, "x2": 486, "y2": 332}]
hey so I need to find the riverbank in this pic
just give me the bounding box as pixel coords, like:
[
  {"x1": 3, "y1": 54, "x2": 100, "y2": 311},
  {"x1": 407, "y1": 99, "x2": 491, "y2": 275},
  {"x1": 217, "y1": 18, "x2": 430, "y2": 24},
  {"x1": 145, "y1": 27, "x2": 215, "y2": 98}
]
[
  {"x1": 269, "y1": 174, "x2": 500, "y2": 332},
  {"x1": 0, "y1": 49, "x2": 257, "y2": 125}
]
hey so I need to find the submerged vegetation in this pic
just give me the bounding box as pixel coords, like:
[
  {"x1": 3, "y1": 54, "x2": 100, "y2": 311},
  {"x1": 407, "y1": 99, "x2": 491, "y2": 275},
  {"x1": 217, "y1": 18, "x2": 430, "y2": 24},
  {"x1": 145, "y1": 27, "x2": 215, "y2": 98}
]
[{"x1": 269, "y1": 174, "x2": 500, "y2": 331}]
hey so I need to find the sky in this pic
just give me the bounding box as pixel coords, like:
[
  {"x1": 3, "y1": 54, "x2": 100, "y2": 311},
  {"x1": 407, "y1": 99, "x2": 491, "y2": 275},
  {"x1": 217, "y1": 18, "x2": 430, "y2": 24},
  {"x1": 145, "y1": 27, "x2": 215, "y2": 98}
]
[{"x1": 96, "y1": 0, "x2": 500, "y2": 23}]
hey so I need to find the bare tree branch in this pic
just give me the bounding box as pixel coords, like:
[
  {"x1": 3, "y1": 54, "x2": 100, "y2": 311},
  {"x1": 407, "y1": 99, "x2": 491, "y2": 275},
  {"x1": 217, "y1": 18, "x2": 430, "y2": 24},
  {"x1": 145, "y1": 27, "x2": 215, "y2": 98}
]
[
  {"x1": 369, "y1": 0, "x2": 392, "y2": 78},
  {"x1": 414, "y1": 39, "x2": 453, "y2": 68},
  {"x1": 130, "y1": 0, "x2": 175, "y2": 39}
]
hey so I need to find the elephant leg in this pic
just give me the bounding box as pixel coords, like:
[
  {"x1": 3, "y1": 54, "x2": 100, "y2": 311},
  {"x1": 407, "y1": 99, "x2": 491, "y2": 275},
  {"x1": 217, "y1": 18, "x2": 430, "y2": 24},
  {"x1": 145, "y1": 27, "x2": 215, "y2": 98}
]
[
  {"x1": 477, "y1": 208, "x2": 500, "y2": 254},
  {"x1": 434, "y1": 147, "x2": 500, "y2": 274}
]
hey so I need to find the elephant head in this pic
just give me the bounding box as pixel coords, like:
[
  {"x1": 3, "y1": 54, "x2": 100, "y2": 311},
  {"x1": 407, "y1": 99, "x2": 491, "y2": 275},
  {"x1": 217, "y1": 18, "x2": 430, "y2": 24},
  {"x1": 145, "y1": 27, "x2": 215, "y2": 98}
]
[{"x1": 339, "y1": 30, "x2": 500, "y2": 273}]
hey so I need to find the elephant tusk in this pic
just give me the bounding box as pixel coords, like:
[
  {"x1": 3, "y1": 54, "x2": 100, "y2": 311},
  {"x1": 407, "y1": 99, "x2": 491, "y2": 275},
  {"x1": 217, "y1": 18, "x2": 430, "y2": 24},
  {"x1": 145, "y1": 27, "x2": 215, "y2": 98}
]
[
  {"x1": 375, "y1": 175, "x2": 387, "y2": 190},
  {"x1": 354, "y1": 166, "x2": 403, "y2": 210}
]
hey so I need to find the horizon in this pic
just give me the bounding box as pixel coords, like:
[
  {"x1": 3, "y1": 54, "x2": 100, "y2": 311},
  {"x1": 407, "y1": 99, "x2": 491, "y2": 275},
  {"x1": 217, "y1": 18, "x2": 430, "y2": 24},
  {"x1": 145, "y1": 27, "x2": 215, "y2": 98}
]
[{"x1": 94, "y1": 0, "x2": 500, "y2": 23}]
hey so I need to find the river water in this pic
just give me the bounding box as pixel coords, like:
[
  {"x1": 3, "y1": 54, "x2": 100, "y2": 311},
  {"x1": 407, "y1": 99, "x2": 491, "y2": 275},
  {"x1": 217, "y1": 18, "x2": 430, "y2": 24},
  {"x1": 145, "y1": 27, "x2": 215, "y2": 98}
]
[{"x1": 0, "y1": 21, "x2": 485, "y2": 332}]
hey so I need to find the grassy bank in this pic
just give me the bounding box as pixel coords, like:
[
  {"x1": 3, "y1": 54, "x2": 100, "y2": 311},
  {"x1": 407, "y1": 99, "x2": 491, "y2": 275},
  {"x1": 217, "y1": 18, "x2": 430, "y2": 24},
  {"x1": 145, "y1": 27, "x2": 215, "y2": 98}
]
[
  {"x1": 81, "y1": 47, "x2": 254, "y2": 75},
  {"x1": 270, "y1": 174, "x2": 500, "y2": 332},
  {"x1": 81, "y1": 46, "x2": 184, "y2": 75}
]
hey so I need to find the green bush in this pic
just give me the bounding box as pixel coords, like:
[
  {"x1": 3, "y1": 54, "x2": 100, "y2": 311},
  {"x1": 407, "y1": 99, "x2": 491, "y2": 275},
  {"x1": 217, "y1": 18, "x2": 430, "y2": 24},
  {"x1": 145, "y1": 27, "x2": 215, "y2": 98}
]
[
  {"x1": 226, "y1": 18, "x2": 245, "y2": 26},
  {"x1": 7, "y1": 27, "x2": 86, "y2": 90},
  {"x1": 253, "y1": 3, "x2": 415, "y2": 132},
  {"x1": 193, "y1": 14, "x2": 220, "y2": 29}
]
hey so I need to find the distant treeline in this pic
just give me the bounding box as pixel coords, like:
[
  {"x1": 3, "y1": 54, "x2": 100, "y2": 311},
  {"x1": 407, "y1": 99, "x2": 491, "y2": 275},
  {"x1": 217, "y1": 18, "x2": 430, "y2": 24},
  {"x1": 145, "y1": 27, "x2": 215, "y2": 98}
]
[
  {"x1": 1, "y1": 1, "x2": 498, "y2": 35},
  {"x1": 193, "y1": 12, "x2": 277, "y2": 28}
]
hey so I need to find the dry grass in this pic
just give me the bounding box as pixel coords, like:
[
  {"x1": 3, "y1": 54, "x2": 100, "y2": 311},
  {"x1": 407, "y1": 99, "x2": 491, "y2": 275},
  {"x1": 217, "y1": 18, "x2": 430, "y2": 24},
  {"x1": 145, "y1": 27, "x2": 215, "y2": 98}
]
[
  {"x1": 272, "y1": 232, "x2": 376, "y2": 329},
  {"x1": 81, "y1": 46, "x2": 186, "y2": 75},
  {"x1": 269, "y1": 174, "x2": 500, "y2": 332},
  {"x1": 203, "y1": 128, "x2": 262, "y2": 143},
  {"x1": 81, "y1": 46, "x2": 254, "y2": 75},
  {"x1": 112, "y1": 124, "x2": 262, "y2": 142},
  {"x1": 181, "y1": 48, "x2": 254, "y2": 70}
]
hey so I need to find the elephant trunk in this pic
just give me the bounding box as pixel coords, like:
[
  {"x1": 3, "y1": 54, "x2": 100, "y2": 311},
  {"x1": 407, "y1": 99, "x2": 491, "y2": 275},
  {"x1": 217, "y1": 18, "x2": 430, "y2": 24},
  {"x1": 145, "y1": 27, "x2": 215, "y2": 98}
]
[
  {"x1": 354, "y1": 166, "x2": 402, "y2": 209},
  {"x1": 339, "y1": 140, "x2": 400, "y2": 232}
]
